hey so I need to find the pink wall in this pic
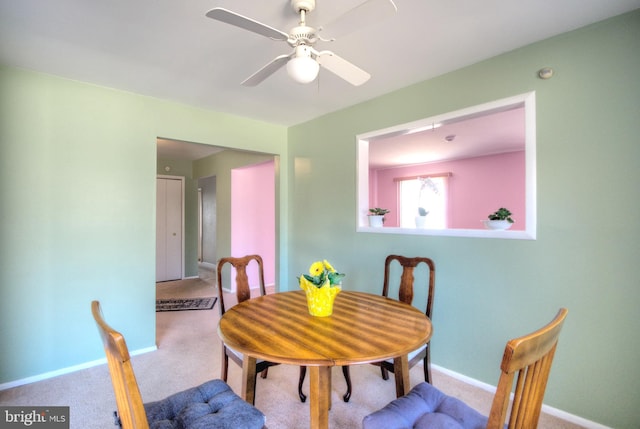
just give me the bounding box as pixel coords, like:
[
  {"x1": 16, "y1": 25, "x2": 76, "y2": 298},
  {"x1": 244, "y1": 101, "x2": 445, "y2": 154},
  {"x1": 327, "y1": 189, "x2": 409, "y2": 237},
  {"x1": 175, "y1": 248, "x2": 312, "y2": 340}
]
[
  {"x1": 231, "y1": 160, "x2": 276, "y2": 286},
  {"x1": 371, "y1": 151, "x2": 526, "y2": 230}
]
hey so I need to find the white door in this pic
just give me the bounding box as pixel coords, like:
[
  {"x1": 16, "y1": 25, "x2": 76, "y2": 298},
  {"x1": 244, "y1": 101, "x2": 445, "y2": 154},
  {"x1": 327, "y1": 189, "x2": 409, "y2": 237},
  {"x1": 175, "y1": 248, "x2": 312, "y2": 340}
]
[{"x1": 156, "y1": 177, "x2": 183, "y2": 282}]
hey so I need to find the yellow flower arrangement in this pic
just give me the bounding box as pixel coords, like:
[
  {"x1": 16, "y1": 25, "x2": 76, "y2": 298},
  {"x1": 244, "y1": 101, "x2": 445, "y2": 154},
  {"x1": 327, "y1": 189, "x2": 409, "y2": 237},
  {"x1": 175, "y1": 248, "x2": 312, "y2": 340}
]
[{"x1": 299, "y1": 260, "x2": 345, "y2": 317}]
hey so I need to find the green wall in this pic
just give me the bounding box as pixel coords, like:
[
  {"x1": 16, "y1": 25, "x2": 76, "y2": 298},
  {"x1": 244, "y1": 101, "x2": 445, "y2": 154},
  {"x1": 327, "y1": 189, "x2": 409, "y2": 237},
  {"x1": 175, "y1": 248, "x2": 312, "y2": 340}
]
[
  {"x1": 287, "y1": 11, "x2": 639, "y2": 428},
  {"x1": 0, "y1": 66, "x2": 288, "y2": 384}
]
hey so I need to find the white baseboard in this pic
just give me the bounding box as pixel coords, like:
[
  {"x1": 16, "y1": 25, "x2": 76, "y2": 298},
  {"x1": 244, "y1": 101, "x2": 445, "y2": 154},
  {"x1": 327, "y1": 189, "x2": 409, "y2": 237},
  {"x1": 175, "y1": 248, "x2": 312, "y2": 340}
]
[
  {"x1": 432, "y1": 364, "x2": 611, "y2": 429},
  {"x1": 0, "y1": 346, "x2": 157, "y2": 391}
]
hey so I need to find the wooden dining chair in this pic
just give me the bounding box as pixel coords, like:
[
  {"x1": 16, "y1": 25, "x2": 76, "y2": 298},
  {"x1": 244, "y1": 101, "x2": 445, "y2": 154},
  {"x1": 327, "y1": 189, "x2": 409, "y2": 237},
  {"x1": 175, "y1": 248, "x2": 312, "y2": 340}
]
[
  {"x1": 299, "y1": 254, "x2": 435, "y2": 403},
  {"x1": 374, "y1": 255, "x2": 436, "y2": 383},
  {"x1": 363, "y1": 308, "x2": 569, "y2": 429},
  {"x1": 217, "y1": 254, "x2": 281, "y2": 404},
  {"x1": 91, "y1": 301, "x2": 265, "y2": 429}
]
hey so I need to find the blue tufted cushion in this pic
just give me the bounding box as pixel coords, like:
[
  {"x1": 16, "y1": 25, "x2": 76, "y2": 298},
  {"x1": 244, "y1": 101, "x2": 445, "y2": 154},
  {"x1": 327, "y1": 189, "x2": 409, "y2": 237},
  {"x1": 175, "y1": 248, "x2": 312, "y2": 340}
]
[
  {"x1": 144, "y1": 379, "x2": 265, "y2": 429},
  {"x1": 362, "y1": 382, "x2": 490, "y2": 429}
]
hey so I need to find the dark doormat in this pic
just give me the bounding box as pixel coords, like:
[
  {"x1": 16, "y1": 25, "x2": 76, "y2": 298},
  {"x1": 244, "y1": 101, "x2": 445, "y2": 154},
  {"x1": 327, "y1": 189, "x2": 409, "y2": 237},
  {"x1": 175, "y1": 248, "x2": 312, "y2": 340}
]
[{"x1": 156, "y1": 297, "x2": 217, "y2": 312}]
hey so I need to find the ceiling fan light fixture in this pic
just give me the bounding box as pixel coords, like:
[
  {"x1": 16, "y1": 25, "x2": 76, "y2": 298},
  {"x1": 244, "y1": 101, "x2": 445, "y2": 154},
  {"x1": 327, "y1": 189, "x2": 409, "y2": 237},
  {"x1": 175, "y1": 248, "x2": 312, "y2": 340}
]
[
  {"x1": 206, "y1": 0, "x2": 387, "y2": 87},
  {"x1": 286, "y1": 45, "x2": 319, "y2": 84}
]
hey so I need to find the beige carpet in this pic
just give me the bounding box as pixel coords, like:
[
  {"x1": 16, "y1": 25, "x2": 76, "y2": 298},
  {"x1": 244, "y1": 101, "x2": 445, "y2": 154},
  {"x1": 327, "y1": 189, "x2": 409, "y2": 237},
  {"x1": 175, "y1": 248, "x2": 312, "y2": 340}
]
[{"x1": 0, "y1": 278, "x2": 583, "y2": 428}]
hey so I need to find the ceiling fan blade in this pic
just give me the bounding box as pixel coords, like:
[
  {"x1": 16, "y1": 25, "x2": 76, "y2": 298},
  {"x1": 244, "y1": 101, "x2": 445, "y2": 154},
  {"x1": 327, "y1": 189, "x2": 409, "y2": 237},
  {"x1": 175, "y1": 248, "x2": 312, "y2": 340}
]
[
  {"x1": 205, "y1": 8, "x2": 289, "y2": 41},
  {"x1": 316, "y1": 51, "x2": 371, "y2": 86},
  {"x1": 241, "y1": 54, "x2": 292, "y2": 87},
  {"x1": 319, "y1": 0, "x2": 397, "y2": 39}
]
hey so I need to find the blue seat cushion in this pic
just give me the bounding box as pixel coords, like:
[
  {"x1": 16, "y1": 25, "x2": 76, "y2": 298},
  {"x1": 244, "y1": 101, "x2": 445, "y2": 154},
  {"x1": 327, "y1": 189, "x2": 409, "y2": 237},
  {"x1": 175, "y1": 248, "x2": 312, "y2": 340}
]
[
  {"x1": 144, "y1": 379, "x2": 265, "y2": 429},
  {"x1": 362, "y1": 382, "x2": 489, "y2": 429}
]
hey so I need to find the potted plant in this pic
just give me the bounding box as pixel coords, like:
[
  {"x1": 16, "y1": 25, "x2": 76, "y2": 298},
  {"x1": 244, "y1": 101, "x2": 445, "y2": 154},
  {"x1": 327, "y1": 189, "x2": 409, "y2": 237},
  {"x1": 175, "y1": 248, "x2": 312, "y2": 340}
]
[
  {"x1": 298, "y1": 260, "x2": 345, "y2": 317},
  {"x1": 483, "y1": 207, "x2": 515, "y2": 230},
  {"x1": 368, "y1": 207, "x2": 389, "y2": 227},
  {"x1": 415, "y1": 207, "x2": 428, "y2": 228}
]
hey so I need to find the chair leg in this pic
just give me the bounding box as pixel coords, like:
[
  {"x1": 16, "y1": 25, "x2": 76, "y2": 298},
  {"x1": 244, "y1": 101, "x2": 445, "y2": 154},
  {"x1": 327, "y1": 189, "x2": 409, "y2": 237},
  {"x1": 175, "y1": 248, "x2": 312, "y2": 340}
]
[
  {"x1": 260, "y1": 367, "x2": 269, "y2": 379},
  {"x1": 221, "y1": 347, "x2": 229, "y2": 381},
  {"x1": 380, "y1": 366, "x2": 389, "y2": 380},
  {"x1": 298, "y1": 366, "x2": 307, "y2": 402},
  {"x1": 424, "y1": 345, "x2": 432, "y2": 384},
  {"x1": 342, "y1": 366, "x2": 352, "y2": 402}
]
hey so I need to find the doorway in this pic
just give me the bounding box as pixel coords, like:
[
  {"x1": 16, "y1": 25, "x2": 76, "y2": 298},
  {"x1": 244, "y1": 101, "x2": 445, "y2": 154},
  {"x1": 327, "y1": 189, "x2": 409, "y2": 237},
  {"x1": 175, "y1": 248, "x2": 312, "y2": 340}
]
[
  {"x1": 197, "y1": 175, "x2": 217, "y2": 282},
  {"x1": 156, "y1": 138, "x2": 277, "y2": 287}
]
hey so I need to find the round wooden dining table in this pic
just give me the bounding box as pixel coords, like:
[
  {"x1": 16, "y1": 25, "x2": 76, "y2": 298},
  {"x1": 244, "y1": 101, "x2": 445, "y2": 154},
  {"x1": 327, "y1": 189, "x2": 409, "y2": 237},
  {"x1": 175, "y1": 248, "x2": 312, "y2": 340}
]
[{"x1": 218, "y1": 290, "x2": 432, "y2": 429}]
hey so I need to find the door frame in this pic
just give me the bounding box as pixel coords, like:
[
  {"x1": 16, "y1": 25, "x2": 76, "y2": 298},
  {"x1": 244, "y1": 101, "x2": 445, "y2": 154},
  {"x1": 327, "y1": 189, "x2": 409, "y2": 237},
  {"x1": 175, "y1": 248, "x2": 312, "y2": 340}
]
[{"x1": 156, "y1": 174, "x2": 185, "y2": 281}]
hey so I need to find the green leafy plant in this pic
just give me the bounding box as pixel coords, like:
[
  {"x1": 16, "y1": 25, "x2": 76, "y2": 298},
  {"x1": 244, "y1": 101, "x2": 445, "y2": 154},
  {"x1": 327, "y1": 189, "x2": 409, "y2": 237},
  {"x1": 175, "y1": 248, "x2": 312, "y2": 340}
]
[
  {"x1": 487, "y1": 207, "x2": 514, "y2": 223},
  {"x1": 299, "y1": 260, "x2": 345, "y2": 289},
  {"x1": 368, "y1": 207, "x2": 390, "y2": 216},
  {"x1": 418, "y1": 207, "x2": 428, "y2": 216}
]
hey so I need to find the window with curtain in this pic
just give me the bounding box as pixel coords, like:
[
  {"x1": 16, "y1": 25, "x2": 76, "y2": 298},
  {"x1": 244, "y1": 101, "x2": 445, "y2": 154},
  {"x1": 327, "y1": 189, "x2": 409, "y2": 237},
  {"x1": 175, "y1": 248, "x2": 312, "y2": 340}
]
[{"x1": 398, "y1": 175, "x2": 449, "y2": 229}]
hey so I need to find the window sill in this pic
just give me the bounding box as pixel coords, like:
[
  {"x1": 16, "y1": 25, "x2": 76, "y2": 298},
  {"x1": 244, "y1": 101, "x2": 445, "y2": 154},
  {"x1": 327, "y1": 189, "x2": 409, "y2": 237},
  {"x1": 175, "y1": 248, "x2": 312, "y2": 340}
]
[{"x1": 356, "y1": 226, "x2": 535, "y2": 240}]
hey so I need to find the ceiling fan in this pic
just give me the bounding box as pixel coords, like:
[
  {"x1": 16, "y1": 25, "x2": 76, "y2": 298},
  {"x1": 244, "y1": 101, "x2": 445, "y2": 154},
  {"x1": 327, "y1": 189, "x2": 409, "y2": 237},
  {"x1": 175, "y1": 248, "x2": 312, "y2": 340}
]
[{"x1": 205, "y1": 0, "x2": 397, "y2": 86}]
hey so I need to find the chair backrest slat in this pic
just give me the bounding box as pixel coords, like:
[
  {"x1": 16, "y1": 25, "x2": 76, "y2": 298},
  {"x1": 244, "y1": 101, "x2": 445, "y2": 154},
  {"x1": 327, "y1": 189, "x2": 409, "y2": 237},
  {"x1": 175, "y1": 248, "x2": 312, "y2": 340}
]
[
  {"x1": 216, "y1": 254, "x2": 266, "y2": 315},
  {"x1": 92, "y1": 301, "x2": 149, "y2": 429},
  {"x1": 383, "y1": 255, "x2": 435, "y2": 319},
  {"x1": 487, "y1": 308, "x2": 568, "y2": 429}
]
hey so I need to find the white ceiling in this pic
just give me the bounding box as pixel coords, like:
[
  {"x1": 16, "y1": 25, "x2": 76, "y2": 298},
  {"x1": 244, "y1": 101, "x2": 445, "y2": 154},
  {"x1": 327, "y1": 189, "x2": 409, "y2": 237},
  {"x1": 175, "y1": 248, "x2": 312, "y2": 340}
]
[
  {"x1": 1, "y1": 0, "x2": 638, "y2": 130},
  {"x1": 369, "y1": 106, "x2": 525, "y2": 169}
]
